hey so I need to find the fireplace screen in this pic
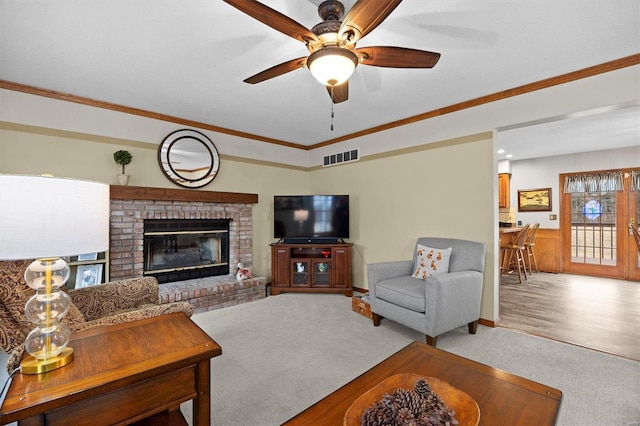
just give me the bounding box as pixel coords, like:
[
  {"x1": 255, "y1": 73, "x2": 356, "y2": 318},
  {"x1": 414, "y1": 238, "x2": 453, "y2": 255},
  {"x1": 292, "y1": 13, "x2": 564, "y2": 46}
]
[{"x1": 143, "y1": 219, "x2": 229, "y2": 283}]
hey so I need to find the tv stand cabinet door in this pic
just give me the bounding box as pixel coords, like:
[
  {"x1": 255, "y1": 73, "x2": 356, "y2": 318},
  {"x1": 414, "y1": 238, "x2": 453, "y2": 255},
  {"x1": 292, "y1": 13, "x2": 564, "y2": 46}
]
[
  {"x1": 272, "y1": 246, "x2": 291, "y2": 288},
  {"x1": 332, "y1": 246, "x2": 352, "y2": 289}
]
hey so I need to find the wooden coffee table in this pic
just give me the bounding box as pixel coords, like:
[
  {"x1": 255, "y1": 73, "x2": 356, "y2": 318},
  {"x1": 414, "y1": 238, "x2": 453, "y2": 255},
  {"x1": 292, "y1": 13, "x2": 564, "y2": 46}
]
[
  {"x1": 284, "y1": 341, "x2": 562, "y2": 425},
  {"x1": 0, "y1": 313, "x2": 221, "y2": 426}
]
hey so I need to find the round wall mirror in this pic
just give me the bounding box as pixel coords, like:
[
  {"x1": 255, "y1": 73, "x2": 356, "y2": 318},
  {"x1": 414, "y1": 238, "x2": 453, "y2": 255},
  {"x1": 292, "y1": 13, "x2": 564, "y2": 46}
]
[{"x1": 158, "y1": 129, "x2": 220, "y2": 188}]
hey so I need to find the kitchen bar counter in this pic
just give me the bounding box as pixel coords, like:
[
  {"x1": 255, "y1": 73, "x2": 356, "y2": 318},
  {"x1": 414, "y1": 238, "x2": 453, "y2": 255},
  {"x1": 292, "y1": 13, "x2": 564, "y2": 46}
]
[
  {"x1": 499, "y1": 227, "x2": 524, "y2": 278},
  {"x1": 499, "y1": 227, "x2": 522, "y2": 234}
]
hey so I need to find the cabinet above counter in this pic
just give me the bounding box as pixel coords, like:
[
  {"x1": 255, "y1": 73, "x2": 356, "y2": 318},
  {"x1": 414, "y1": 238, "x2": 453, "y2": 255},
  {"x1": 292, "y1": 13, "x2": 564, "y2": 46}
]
[{"x1": 499, "y1": 173, "x2": 511, "y2": 208}]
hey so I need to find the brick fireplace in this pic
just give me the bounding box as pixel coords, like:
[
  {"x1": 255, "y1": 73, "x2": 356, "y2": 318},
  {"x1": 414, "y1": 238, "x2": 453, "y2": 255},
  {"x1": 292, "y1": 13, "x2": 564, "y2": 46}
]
[
  {"x1": 143, "y1": 218, "x2": 230, "y2": 283},
  {"x1": 109, "y1": 186, "x2": 266, "y2": 312}
]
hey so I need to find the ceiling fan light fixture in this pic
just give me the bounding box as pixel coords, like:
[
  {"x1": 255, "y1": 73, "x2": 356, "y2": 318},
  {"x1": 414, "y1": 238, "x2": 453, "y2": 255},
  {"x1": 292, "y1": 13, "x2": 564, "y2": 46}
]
[{"x1": 307, "y1": 47, "x2": 358, "y2": 86}]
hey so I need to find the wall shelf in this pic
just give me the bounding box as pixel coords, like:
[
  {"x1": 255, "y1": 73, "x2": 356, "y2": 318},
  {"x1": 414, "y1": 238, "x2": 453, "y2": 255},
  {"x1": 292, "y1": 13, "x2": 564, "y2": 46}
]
[
  {"x1": 66, "y1": 251, "x2": 109, "y2": 289},
  {"x1": 110, "y1": 185, "x2": 258, "y2": 204}
]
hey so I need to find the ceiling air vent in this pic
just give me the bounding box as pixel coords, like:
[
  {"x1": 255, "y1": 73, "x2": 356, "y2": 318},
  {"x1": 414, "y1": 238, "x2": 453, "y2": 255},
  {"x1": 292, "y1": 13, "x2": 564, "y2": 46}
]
[{"x1": 323, "y1": 148, "x2": 359, "y2": 167}]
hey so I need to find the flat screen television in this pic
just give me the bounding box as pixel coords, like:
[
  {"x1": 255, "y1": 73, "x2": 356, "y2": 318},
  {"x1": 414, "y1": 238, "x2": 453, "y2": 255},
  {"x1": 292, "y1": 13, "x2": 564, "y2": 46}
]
[{"x1": 274, "y1": 195, "x2": 349, "y2": 243}]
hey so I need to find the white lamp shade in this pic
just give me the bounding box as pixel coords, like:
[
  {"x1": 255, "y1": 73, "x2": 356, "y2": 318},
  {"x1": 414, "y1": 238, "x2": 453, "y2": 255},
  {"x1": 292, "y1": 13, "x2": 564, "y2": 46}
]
[
  {"x1": 308, "y1": 47, "x2": 358, "y2": 86},
  {"x1": 0, "y1": 175, "x2": 110, "y2": 260}
]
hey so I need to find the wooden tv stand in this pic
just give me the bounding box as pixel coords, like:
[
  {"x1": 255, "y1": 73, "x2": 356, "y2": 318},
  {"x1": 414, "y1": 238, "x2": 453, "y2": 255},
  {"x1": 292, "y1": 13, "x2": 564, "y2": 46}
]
[{"x1": 270, "y1": 243, "x2": 352, "y2": 296}]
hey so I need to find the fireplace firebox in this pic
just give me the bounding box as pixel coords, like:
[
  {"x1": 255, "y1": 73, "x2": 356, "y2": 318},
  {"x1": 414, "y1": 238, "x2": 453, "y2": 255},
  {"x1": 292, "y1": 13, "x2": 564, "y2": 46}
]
[{"x1": 143, "y1": 219, "x2": 230, "y2": 283}]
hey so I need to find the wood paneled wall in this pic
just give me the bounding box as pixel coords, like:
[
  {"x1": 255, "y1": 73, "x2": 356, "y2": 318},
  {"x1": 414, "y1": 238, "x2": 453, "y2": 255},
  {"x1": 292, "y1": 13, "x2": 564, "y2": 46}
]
[{"x1": 534, "y1": 228, "x2": 561, "y2": 272}]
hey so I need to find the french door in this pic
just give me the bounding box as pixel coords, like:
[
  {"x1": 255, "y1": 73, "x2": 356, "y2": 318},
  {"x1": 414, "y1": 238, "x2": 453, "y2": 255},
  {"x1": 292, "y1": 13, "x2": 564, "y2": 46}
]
[
  {"x1": 561, "y1": 168, "x2": 640, "y2": 281},
  {"x1": 629, "y1": 184, "x2": 640, "y2": 280}
]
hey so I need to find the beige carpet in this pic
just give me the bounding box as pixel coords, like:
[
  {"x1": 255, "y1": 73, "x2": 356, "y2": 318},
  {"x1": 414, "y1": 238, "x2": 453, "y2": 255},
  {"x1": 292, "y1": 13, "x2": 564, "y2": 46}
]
[{"x1": 180, "y1": 292, "x2": 640, "y2": 426}]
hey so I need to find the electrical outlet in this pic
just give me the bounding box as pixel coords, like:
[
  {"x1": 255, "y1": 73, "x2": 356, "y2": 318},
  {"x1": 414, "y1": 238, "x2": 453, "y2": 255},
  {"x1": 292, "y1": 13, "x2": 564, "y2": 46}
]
[{"x1": 549, "y1": 214, "x2": 557, "y2": 220}]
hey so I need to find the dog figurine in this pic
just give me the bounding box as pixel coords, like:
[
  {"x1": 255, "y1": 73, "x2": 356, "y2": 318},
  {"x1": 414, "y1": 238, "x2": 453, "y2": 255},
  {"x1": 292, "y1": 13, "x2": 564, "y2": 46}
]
[{"x1": 236, "y1": 262, "x2": 252, "y2": 281}]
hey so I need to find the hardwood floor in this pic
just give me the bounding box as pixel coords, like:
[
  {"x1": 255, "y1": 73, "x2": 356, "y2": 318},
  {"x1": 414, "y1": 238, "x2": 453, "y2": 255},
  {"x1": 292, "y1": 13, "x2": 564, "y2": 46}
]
[{"x1": 499, "y1": 272, "x2": 640, "y2": 361}]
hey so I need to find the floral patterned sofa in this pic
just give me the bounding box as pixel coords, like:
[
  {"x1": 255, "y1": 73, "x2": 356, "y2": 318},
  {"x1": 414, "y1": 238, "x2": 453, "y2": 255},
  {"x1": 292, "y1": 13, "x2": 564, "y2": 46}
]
[{"x1": 0, "y1": 260, "x2": 194, "y2": 373}]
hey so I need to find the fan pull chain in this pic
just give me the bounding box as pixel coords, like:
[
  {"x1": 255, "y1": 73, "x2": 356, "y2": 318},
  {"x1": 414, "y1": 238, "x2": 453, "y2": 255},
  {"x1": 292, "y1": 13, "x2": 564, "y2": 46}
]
[
  {"x1": 330, "y1": 86, "x2": 335, "y2": 131},
  {"x1": 331, "y1": 102, "x2": 335, "y2": 131}
]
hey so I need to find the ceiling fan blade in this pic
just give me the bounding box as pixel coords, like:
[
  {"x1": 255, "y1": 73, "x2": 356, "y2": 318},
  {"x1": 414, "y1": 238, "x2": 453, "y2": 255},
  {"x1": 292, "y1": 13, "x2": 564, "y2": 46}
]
[
  {"x1": 244, "y1": 57, "x2": 308, "y2": 84},
  {"x1": 326, "y1": 81, "x2": 349, "y2": 103},
  {"x1": 356, "y1": 46, "x2": 440, "y2": 68},
  {"x1": 223, "y1": 0, "x2": 319, "y2": 45},
  {"x1": 339, "y1": 0, "x2": 403, "y2": 44}
]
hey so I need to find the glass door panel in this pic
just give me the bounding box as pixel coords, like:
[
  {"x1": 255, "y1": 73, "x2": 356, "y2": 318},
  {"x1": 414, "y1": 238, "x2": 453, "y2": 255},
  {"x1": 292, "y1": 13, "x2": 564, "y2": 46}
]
[
  {"x1": 569, "y1": 192, "x2": 617, "y2": 266},
  {"x1": 291, "y1": 260, "x2": 311, "y2": 287},
  {"x1": 312, "y1": 260, "x2": 331, "y2": 287}
]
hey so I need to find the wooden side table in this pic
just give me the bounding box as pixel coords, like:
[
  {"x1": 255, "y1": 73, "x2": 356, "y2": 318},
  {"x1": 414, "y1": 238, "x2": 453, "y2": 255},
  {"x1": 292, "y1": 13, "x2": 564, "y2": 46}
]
[{"x1": 0, "y1": 313, "x2": 221, "y2": 426}]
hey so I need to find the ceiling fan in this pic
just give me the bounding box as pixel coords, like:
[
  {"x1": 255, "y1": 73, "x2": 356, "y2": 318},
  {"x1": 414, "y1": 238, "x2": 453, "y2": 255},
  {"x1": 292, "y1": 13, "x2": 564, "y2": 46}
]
[{"x1": 223, "y1": 0, "x2": 441, "y2": 103}]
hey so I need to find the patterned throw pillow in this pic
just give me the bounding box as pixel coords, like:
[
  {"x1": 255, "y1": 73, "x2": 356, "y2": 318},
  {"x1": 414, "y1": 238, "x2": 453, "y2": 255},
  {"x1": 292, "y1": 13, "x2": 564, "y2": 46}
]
[{"x1": 412, "y1": 245, "x2": 452, "y2": 279}]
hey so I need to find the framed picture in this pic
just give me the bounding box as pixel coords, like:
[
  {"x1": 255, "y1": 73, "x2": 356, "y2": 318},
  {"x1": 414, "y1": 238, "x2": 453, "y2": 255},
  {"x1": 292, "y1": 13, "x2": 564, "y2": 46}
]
[
  {"x1": 76, "y1": 264, "x2": 103, "y2": 288},
  {"x1": 77, "y1": 252, "x2": 98, "y2": 261},
  {"x1": 518, "y1": 188, "x2": 552, "y2": 212}
]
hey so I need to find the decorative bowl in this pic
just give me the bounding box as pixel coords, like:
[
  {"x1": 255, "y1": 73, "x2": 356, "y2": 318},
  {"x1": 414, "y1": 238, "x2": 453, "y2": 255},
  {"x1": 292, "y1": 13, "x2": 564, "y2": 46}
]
[
  {"x1": 321, "y1": 249, "x2": 331, "y2": 258},
  {"x1": 343, "y1": 373, "x2": 479, "y2": 426}
]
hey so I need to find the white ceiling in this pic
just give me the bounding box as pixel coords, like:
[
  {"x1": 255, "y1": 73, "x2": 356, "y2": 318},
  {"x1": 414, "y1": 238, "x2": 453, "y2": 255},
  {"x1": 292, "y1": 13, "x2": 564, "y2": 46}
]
[
  {"x1": 0, "y1": 0, "x2": 639, "y2": 156},
  {"x1": 497, "y1": 102, "x2": 640, "y2": 161}
]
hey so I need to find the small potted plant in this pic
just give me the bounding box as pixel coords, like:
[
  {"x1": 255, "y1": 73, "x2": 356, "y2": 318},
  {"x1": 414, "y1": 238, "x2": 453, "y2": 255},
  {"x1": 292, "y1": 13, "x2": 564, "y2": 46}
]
[{"x1": 113, "y1": 150, "x2": 133, "y2": 185}]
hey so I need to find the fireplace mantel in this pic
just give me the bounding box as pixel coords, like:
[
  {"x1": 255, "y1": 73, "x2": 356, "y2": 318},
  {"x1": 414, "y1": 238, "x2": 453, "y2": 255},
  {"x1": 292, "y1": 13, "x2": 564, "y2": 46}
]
[{"x1": 110, "y1": 185, "x2": 258, "y2": 204}]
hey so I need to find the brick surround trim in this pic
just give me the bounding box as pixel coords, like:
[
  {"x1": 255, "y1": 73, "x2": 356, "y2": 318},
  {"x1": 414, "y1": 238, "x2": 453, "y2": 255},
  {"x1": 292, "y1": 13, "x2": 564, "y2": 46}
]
[
  {"x1": 109, "y1": 186, "x2": 257, "y2": 281},
  {"x1": 108, "y1": 186, "x2": 261, "y2": 311},
  {"x1": 109, "y1": 199, "x2": 253, "y2": 281}
]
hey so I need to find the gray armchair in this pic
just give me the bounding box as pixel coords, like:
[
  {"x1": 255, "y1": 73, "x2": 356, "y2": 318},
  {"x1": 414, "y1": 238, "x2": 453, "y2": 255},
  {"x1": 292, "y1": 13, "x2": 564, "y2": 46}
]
[{"x1": 368, "y1": 237, "x2": 486, "y2": 346}]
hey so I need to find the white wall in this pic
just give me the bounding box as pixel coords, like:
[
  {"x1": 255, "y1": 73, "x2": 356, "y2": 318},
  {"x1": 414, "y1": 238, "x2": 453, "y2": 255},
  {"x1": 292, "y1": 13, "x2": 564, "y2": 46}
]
[
  {"x1": 0, "y1": 123, "x2": 500, "y2": 322},
  {"x1": 0, "y1": 124, "x2": 311, "y2": 281},
  {"x1": 2, "y1": 64, "x2": 639, "y2": 326},
  {"x1": 3, "y1": 64, "x2": 639, "y2": 170},
  {"x1": 309, "y1": 65, "x2": 640, "y2": 166},
  {"x1": 310, "y1": 135, "x2": 497, "y2": 321},
  {"x1": 508, "y1": 146, "x2": 640, "y2": 229},
  {"x1": 0, "y1": 89, "x2": 311, "y2": 167}
]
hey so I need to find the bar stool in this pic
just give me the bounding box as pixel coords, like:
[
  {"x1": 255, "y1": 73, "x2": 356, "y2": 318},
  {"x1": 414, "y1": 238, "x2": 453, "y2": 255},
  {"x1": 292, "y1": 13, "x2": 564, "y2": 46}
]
[
  {"x1": 501, "y1": 224, "x2": 529, "y2": 283},
  {"x1": 524, "y1": 223, "x2": 540, "y2": 274}
]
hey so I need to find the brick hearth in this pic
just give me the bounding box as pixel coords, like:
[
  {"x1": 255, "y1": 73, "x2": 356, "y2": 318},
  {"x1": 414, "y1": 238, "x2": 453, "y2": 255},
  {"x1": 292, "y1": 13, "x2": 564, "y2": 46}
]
[
  {"x1": 159, "y1": 275, "x2": 267, "y2": 313},
  {"x1": 109, "y1": 186, "x2": 262, "y2": 310}
]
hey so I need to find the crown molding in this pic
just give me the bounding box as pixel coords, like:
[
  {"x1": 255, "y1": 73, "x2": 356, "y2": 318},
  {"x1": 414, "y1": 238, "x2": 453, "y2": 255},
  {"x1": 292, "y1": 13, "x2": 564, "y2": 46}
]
[{"x1": 2, "y1": 54, "x2": 638, "y2": 151}]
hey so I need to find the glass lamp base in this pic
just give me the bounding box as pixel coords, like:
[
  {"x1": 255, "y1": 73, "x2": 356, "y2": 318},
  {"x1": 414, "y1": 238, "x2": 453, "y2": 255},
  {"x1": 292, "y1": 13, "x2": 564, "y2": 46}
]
[{"x1": 20, "y1": 347, "x2": 74, "y2": 375}]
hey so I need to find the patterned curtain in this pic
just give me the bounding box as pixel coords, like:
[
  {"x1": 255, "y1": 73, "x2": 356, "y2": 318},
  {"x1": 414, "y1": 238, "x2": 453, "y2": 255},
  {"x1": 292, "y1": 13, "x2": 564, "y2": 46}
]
[
  {"x1": 563, "y1": 171, "x2": 624, "y2": 193},
  {"x1": 631, "y1": 170, "x2": 640, "y2": 192}
]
